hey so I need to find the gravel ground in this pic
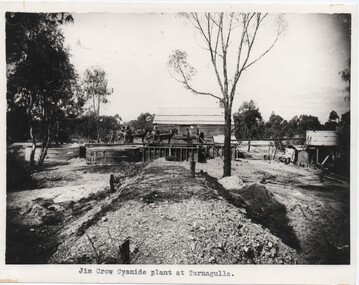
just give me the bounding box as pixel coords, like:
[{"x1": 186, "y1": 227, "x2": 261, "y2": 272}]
[
  {"x1": 49, "y1": 160, "x2": 300, "y2": 264},
  {"x1": 6, "y1": 152, "x2": 350, "y2": 264},
  {"x1": 180, "y1": 155, "x2": 350, "y2": 264}
]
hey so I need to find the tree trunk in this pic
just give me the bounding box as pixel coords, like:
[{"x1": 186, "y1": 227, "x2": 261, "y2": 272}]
[
  {"x1": 96, "y1": 119, "x2": 100, "y2": 143},
  {"x1": 38, "y1": 123, "x2": 51, "y2": 167},
  {"x1": 56, "y1": 119, "x2": 60, "y2": 144},
  {"x1": 29, "y1": 128, "x2": 37, "y2": 168},
  {"x1": 223, "y1": 108, "x2": 232, "y2": 177},
  {"x1": 27, "y1": 108, "x2": 37, "y2": 168},
  {"x1": 96, "y1": 95, "x2": 101, "y2": 143}
]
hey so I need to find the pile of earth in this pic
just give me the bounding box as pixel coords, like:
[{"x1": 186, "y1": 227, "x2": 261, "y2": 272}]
[
  {"x1": 228, "y1": 183, "x2": 300, "y2": 251},
  {"x1": 46, "y1": 159, "x2": 300, "y2": 264}
]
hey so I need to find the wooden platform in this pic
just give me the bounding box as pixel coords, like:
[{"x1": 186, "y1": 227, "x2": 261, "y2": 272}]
[{"x1": 86, "y1": 145, "x2": 142, "y2": 164}]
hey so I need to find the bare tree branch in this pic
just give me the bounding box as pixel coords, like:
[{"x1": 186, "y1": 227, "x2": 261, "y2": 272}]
[
  {"x1": 175, "y1": 64, "x2": 222, "y2": 101},
  {"x1": 225, "y1": 13, "x2": 234, "y2": 49},
  {"x1": 192, "y1": 13, "x2": 225, "y2": 95},
  {"x1": 232, "y1": 13, "x2": 262, "y2": 96},
  {"x1": 201, "y1": 46, "x2": 224, "y2": 59},
  {"x1": 243, "y1": 35, "x2": 279, "y2": 70}
]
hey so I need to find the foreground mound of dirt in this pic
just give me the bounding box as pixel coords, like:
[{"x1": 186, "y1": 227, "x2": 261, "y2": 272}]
[
  {"x1": 229, "y1": 183, "x2": 300, "y2": 251},
  {"x1": 235, "y1": 183, "x2": 285, "y2": 220},
  {"x1": 47, "y1": 160, "x2": 300, "y2": 264}
]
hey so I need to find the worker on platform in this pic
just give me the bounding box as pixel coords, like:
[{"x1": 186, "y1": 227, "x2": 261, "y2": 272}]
[
  {"x1": 196, "y1": 128, "x2": 200, "y2": 142},
  {"x1": 186, "y1": 128, "x2": 192, "y2": 144},
  {"x1": 127, "y1": 126, "x2": 134, "y2": 143},
  {"x1": 151, "y1": 125, "x2": 159, "y2": 141},
  {"x1": 109, "y1": 130, "x2": 114, "y2": 144}
]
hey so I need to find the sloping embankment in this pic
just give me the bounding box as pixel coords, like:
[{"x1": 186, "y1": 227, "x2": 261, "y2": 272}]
[{"x1": 45, "y1": 159, "x2": 300, "y2": 264}]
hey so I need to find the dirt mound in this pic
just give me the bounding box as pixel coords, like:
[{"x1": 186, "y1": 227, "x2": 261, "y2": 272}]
[
  {"x1": 7, "y1": 158, "x2": 303, "y2": 264},
  {"x1": 231, "y1": 183, "x2": 300, "y2": 251},
  {"x1": 48, "y1": 161, "x2": 300, "y2": 264},
  {"x1": 116, "y1": 161, "x2": 218, "y2": 204},
  {"x1": 235, "y1": 183, "x2": 284, "y2": 219}
]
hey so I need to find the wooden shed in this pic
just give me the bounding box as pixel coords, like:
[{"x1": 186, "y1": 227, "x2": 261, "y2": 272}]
[
  {"x1": 306, "y1": 130, "x2": 338, "y2": 164},
  {"x1": 153, "y1": 107, "x2": 227, "y2": 137},
  {"x1": 285, "y1": 144, "x2": 308, "y2": 166}
]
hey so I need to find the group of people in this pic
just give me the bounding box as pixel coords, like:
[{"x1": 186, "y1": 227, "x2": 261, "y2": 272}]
[
  {"x1": 108, "y1": 125, "x2": 204, "y2": 144},
  {"x1": 109, "y1": 126, "x2": 133, "y2": 143},
  {"x1": 186, "y1": 128, "x2": 204, "y2": 143}
]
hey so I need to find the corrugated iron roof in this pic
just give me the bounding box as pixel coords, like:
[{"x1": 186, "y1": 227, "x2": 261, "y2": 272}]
[
  {"x1": 306, "y1": 130, "x2": 338, "y2": 146},
  {"x1": 154, "y1": 107, "x2": 226, "y2": 125},
  {"x1": 156, "y1": 107, "x2": 224, "y2": 116},
  {"x1": 154, "y1": 114, "x2": 225, "y2": 125}
]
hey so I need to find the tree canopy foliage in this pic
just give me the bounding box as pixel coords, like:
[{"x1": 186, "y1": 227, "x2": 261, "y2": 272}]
[
  {"x1": 233, "y1": 100, "x2": 264, "y2": 140},
  {"x1": 127, "y1": 112, "x2": 154, "y2": 131},
  {"x1": 82, "y1": 67, "x2": 113, "y2": 142},
  {"x1": 6, "y1": 12, "x2": 79, "y2": 166}
]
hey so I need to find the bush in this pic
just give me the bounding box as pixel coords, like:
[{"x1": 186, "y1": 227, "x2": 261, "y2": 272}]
[{"x1": 7, "y1": 149, "x2": 36, "y2": 192}]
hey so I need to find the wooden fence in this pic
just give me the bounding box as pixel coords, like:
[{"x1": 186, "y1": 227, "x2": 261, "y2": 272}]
[
  {"x1": 142, "y1": 144, "x2": 239, "y2": 162},
  {"x1": 142, "y1": 146, "x2": 198, "y2": 162}
]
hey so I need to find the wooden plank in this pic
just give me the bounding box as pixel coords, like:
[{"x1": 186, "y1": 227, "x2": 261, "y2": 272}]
[{"x1": 316, "y1": 148, "x2": 319, "y2": 164}]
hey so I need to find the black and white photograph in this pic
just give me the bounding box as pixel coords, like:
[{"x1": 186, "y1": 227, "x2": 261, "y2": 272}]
[{"x1": 1, "y1": 2, "x2": 356, "y2": 283}]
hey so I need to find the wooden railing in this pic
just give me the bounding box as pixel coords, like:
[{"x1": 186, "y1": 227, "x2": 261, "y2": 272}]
[
  {"x1": 142, "y1": 144, "x2": 239, "y2": 162},
  {"x1": 142, "y1": 145, "x2": 199, "y2": 162}
]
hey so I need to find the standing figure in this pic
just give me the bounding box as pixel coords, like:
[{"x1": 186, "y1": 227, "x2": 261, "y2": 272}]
[
  {"x1": 152, "y1": 125, "x2": 159, "y2": 140},
  {"x1": 186, "y1": 128, "x2": 191, "y2": 144},
  {"x1": 109, "y1": 130, "x2": 114, "y2": 144},
  {"x1": 196, "y1": 128, "x2": 200, "y2": 142},
  {"x1": 125, "y1": 125, "x2": 133, "y2": 143}
]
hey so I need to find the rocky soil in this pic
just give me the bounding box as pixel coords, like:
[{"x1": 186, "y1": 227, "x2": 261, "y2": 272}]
[
  {"x1": 6, "y1": 152, "x2": 350, "y2": 264},
  {"x1": 180, "y1": 152, "x2": 350, "y2": 264}
]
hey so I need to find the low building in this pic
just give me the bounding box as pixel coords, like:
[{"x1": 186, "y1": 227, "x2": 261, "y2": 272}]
[
  {"x1": 306, "y1": 130, "x2": 338, "y2": 165},
  {"x1": 284, "y1": 131, "x2": 338, "y2": 167},
  {"x1": 285, "y1": 145, "x2": 308, "y2": 166},
  {"x1": 153, "y1": 107, "x2": 227, "y2": 137}
]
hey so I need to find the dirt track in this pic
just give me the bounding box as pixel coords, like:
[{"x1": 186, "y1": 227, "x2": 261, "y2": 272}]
[{"x1": 6, "y1": 155, "x2": 350, "y2": 264}]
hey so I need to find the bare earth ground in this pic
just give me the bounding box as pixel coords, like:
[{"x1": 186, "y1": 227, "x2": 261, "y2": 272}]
[{"x1": 6, "y1": 146, "x2": 350, "y2": 264}]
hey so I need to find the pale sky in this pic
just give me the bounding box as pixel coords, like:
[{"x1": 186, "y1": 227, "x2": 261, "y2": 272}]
[{"x1": 62, "y1": 13, "x2": 351, "y2": 123}]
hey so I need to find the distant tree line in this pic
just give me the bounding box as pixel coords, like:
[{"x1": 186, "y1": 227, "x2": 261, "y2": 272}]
[
  {"x1": 233, "y1": 100, "x2": 349, "y2": 140},
  {"x1": 233, "y1": 100, "x2": 350, "y2": 176}
]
